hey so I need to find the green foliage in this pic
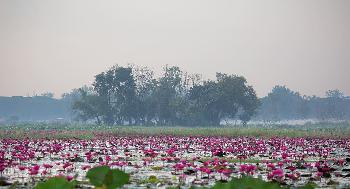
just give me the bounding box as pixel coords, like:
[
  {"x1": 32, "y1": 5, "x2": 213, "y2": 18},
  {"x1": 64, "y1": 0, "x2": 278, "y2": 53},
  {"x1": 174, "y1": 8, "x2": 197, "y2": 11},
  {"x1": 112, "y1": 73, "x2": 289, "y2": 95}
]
[
  {"x1": 9, "y1": 181, "x2": 19, "y2": 189},
  {"x1": 34, "y1": 167, "x2": 129, "y2": 189},
  {"x1": 258, "y1": 85, "x2": 305, "y2": 120},
  {"x1": 147, "y1": 175, "x2": 160, "y2": 184},
  {"x1": 139, "y1": 175, "x2": 162, "y2": 185},
  {"x1": 0, "y1": 177, "x2": 11, "y2": 186},
  {"x1": 86, "y1": 166, "x2": 129, "y2": 189},
  {"x1": 151, "y1": 166, "x2": 163, "y2": 171},
  {"x1": 86, "y1": 166, "x2": 110, "y2": 187},
  {"x1": 211, "y1": 176, "x2": 317, "y2": 189},
  {"x1": 72, "y1": 90, "x2": 104, "y2": 125},
  {"x1": 188, "y1": 73, "x2": 259, "y2": 125},
  {"x1": 297, "y1": 182, "x2": 317, "y2": 189},
  {"x1": 212, "y1": 176, "x2": 282, "y2": 189},
  {"x1": 35, "y1": 177, "x2": 77, "y2": 189},
  {"x1": 2, "y1": 123, "x2": 350, "y2": 139},
  {"x1": 72, "y1": 64, "x2": 260, "y2": 126}
]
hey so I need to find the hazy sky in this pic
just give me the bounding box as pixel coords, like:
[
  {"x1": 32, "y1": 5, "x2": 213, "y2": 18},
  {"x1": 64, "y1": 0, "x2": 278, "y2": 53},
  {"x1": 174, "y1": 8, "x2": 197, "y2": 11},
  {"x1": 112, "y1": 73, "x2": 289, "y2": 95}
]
[{"x1": 1, "y1": 0, "x2": 350, "y2": 98}]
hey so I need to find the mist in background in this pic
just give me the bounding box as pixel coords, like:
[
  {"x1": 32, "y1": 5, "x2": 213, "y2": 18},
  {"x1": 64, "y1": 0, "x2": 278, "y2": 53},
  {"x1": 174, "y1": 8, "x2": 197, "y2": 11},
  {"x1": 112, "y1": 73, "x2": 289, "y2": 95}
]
[{"x1": 1, "y1": 0, "x2": 350, "y2": 98}]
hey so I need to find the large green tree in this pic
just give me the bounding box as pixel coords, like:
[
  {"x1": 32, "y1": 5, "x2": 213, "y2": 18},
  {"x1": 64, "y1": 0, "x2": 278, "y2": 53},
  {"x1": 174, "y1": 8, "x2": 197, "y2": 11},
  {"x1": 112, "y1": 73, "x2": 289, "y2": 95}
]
[
  {"x1": 72, "y1": 64, "x2": 260, "y2": 126},
  {"x1": 189, "y1": 73, "x2": 259, "y2": 125},
  {"x1": 154, "y1": 66, "x2": 183, "y2": 125}
]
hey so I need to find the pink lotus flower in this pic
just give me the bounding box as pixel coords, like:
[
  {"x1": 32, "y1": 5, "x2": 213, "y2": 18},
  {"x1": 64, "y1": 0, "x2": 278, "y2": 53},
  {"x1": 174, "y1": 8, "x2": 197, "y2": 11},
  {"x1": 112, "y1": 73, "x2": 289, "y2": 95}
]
[
  {"x1": 43, "y1": 164, "x2": 53, "y2": 169},
  {"x1": 32, "y1": 165, "x2": 40, "y2": 171},
  {"x1": 66, "y1": 175, "x2": 74, "y2": 181},
  {"x1": 240, "y1": 164, "x2": 256, "y2": 175},
  {"x1": 18, "y1": 165, "x2": 26, "y2": 171},
  {"x1": 29, "y1": 166, "x2": 40, "y2": 176},
  {"x1": 288, "y1": 166, "x2": 296, "y2": 172},
  {"x1": 315, "y1": 171, "x2": 323, "y2": 178},
  {"x1": 199, "y1": 167, "x2": 211, "y2": 175},
  {"x1": 0, "y1": 164, "x2": 5, "y2": 173},
  {"x1": 268, "y1": 168, "x2": 284, "y2": 180},
  {"x1": 105, "y1": 155, "x2": 111, "y2": 162},
  {"x1": 81, "y1": 165, "x2": 91, "y2": 170},
  {"x1": 267, "y1": 163, "x2": 275, "y2": 170},
  {"x1": 63, "y1": 162, "x2": 72, "y2": 169},
  {"x1": 222, "y1": 169, "x2": 232, "y2": 177},
  {"x1": 173, "y1": 163, "x2": 185, "y2": 171},
  {"x1": 277, "y1": 162, "x2": 284, "y2": 168},
  {"x1": 286, "y1": 173, "x2": 299, "y2": 180},
  {"x1": 41, "y1": 170, "x2": 48, "y2": 175}
]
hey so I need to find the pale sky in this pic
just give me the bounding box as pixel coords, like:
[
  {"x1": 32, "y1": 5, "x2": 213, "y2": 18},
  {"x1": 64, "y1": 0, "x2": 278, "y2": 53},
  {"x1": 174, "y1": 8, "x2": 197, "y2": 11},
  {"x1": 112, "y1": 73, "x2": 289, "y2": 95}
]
[{"x1": 1, "y1": 0, "x2": 349, "y2": 98}]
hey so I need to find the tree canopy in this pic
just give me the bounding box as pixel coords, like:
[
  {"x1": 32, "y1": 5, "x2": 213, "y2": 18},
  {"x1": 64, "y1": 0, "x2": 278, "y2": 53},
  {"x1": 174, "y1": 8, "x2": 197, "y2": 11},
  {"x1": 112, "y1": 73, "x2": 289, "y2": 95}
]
[{"x1": 72, "y1": 65, "x2": 260, "y2": 126}]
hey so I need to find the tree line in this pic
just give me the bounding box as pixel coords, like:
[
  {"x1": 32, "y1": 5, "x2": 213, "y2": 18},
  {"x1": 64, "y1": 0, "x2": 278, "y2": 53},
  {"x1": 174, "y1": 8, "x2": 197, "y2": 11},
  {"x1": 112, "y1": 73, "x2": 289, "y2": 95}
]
[
  {"x1": 256, "y1": 86, "x2": 350, "y2": 121},
  {"x1": 72, "y1": 65, "x2": 260, "y2": 126},
  {"x1": 0, "y1": 95, "x2": 71, "y2": 122},
  {"x1": 1, "y1": 65, "x2": 349, "y2": 125}
]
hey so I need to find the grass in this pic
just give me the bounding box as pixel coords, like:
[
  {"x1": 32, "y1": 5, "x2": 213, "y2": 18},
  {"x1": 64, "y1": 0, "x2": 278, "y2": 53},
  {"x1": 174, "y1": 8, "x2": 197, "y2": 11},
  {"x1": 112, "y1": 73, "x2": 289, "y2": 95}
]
[{"x1": 0, "y1": 122, "x2": 349, "y2": 139}]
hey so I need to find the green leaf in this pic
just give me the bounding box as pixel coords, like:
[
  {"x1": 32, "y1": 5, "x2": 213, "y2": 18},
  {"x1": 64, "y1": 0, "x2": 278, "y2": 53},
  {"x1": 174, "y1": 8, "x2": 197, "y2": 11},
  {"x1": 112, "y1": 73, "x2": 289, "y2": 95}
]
[
  {"x1": 86, "y1": 166, "x2": 130, "y2": 189},
  {"x1": 35, "y1": 177, "x2": 76, "y2": 189},
  {"x1": 104, "y1": 169, "x2": 130, "y2": 189},
  {"x1": 297, "y1": 183, "x2": 316, "y2": 189},
  {"x1": 211, "y1": 176, "x2": 282, "y2": 189},
  {"x1": 86, "y1": 166, "x2": 110, "y2": 187}
]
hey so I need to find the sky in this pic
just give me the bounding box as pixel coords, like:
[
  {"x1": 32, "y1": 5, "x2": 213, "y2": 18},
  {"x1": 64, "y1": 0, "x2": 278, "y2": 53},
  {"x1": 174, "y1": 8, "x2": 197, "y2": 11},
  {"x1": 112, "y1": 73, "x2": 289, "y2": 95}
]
[{"x1": 0, "y1": 0, "x2": 349, "y2": 98}]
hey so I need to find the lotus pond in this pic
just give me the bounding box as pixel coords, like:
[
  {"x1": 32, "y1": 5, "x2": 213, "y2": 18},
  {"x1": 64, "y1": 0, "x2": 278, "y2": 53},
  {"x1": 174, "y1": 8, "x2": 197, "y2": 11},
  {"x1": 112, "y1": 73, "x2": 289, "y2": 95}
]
[{"x1": 0, "y1": 125, "x2": 350, "y2": 188}]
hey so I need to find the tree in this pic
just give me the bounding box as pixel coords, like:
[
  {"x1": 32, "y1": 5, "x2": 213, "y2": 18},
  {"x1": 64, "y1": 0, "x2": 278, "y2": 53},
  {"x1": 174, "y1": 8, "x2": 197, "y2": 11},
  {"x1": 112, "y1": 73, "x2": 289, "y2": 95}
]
[
  {"x1": 215, "y1": 73, "x2": 259, "y2": 125},
  {"x1": 326, "y1": 89, "x2": 344, "y2": 99},
  {"x1": 93, "y1": 70, "x2": 114, "y2": 124},
  {"x1": 131, "y1": 65, "x2": 157, "y2": 125},
  {"x1": 188, "y1": 73, "x2": 259, "y2": 125},
  {"x1": 72, "y1": 88, "x2": 104, "y2": 124},
  {"x1": 72, "y1": 65, "x2": 137, "y2": 125},
  {"x1": 72, "y1": 64, "x2": 260, "y2": 126},
  {"x1": 41, "y1": 92, "x2": 54, "y2": 98},
  {"x1": 324, "y1": 89, "x2": 345, "y2": 119},
  {"x1": 114, "y1": 67, "x2": 137, "y2": 125},
  {"x1": 189, "y1": 80, "x2": 221, "y2": 125},
  {"x1": 91, "y1": 65, "x2": 137, "y2": 125},
  {"x1": 154, "y1": 65, "x2": 183, "y2": 125},
  {"x1": 258, "y1": 86, "x2": 304, "y2": 120}
]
